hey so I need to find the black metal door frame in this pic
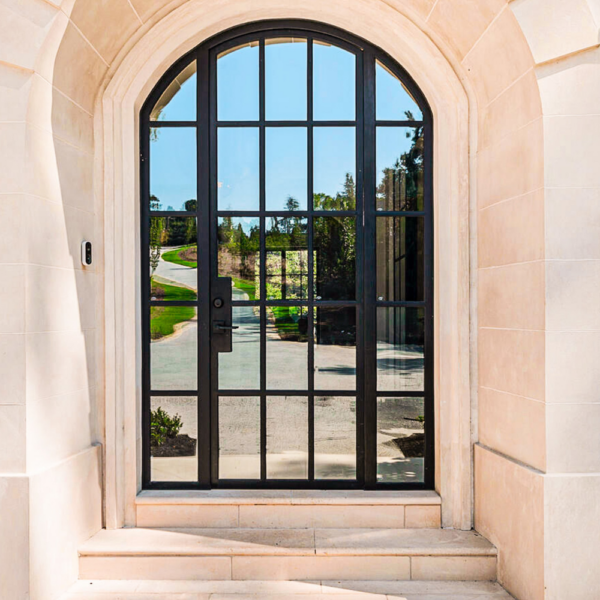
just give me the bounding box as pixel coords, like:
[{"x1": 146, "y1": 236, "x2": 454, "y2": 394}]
[{"x1": 140, "y1": 19, "x2": 434, "y2": 491}]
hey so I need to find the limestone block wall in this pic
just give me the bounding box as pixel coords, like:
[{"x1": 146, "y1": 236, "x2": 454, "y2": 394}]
[{"x1": 0, "y1": 0, "x2": 598, "y2": 599}]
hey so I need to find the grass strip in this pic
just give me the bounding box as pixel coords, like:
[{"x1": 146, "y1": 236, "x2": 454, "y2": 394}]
[
  {"x1": 161, "y1": 245, "x2": 198, "y2": 268},
  {"x1": 151, "y1": 278, "x2": 197, "y2": 301},
  {"x1": 150, "y1": 305, "x2": 195, "y2": 340}
]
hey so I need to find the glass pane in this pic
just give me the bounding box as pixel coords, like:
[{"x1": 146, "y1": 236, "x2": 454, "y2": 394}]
[
  {"x1": 314, "y1": 307, "x2": 356, "y2": 390},
  {"x1": 313, "y1": 42, "x2": 355, "y2": 121},
  {"x1": 218, "y1": 128, "x2": 260, "y2": 211},
  {"x1": 313, "y1": 127, "x2": 356, "y2": 210},
  {"x1": 218, "y1": 217, "x2": 260, "y2": 300},
  {"x1": 151, "y1": 396, "x2": 197, "y2": 482},
  {"x1": 266, "y1": 217, "x2": 308, "y2": 300},
  {"x1": 377, "y1": 397, "x2": 425, "y2": 483},
  {"x1": 376, "y1": 60, "x2": 422, "y2": 121},
  {"x1": 151, "y1": 307, "x2": 197, "y2": 390},
  {"x1": 217, "y1": 42, "x2": 259, "y2": 121},
  {"x1": 219, "y1": 396, "x2": 260, "y2": 479},
  {"x1": 150, "y1": 127, "x2": 196, "y2": 212},
  {"x1": 267, "y1": 305, "x2": 308, "y2": 389},
  {"x1": 377, "y1": 126, "x2": 424, "y2": 211},
  {"x1": 149, "y1": 217, "x2": 197, "y2": 302},
  {"x1": 376, "y1": 217, "x2": 424, "y2": 302},
  {"x1": 314, "y1": 216, "x2": 356, "y2": 300},
  {"x1": 315, "y1": 396, "x2": 356, "y2": 480},
  {"x1": 377, "y1": 307, "x2": 424, "y2": 392},
  {"x1": 265, "y1": 38, "x2": 307, "y2": 120},
  {"x1": 151, "y1": 61, "x2": 196, "y2": 121},
  {"x1": 219, "y1": 306, "x2": 260, "y2": 389},
  {"x1": 267, "y1": 396, "x2": 308, "y2": 479},
  {"x1": 266, "y1": 128, "x2": 307, "y2": 211}
]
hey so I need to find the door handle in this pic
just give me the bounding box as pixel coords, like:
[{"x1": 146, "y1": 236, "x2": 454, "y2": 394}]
[{"x1": 213, "y1": 321, "x2": 239, "y2": 333}]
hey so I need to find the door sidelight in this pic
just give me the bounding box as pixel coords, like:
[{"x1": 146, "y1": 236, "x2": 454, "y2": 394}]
[{"x1": 212, "y1": 277, "x2": 238, "y2": 353}]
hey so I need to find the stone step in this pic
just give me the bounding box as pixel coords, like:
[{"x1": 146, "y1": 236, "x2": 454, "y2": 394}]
[
  {"x1": 135, "y1": 491, "x2": 442, "y2": 529},
  {"x1": 62, "y1": 579, "x2": 513, "y2": 599},
  {"x1": 78, "y1": 527, "x2": 496, "y2": 582}
]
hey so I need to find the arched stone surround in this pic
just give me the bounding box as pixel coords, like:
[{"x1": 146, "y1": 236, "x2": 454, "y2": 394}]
[
  {"x1": 7, "y1": 0, "x2": 600, "y2": 599},
  {"x1": 98, "y1": 0, "x2": 474, "y2": 531}
]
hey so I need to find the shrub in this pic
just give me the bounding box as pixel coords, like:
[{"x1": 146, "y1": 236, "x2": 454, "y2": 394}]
[{"x1": 151, "y1": 407, "x2": 183, "y2": 446}]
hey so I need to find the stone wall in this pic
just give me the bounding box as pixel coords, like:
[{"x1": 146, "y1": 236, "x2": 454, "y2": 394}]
[{"x1": 0, "y1": 0, "x2": 598, "y2": 599}]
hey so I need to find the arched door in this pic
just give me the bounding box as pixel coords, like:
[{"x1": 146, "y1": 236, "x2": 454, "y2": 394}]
[{"x1": 140, "y1": 20, "x2": 433, "y2": 490}]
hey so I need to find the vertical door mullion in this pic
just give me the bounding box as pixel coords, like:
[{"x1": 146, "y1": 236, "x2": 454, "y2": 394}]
[
  {"x1": 140, "y1": 114, "x2": 151, "y2": 487},
  {"x1": 307, "y1": 37, "x2": 315, "y2": 482},
  {"x1": 355, "y1": 47, "x2": 365, "y2": 487},
  {"x1": 363, "y1": 50, "x2": 377, "y2": 488},
  {"x1": 259, "y1": 37, "x2": 267, "y2": 481},
  {"x1": 423, "y1": 118, "x2": 435, "y2": 489},
  {"x1": 207, "y1": 46, "x2": 219, "y2": 486}
]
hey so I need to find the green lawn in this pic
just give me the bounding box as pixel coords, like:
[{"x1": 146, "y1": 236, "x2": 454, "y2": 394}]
[
  {"x1": 150, "y1": 305, "x2": 195, "y2": 340},
  {"x1": 151, "y1": 278, "x2": 197, "y2": 301},
  {"x1": 161, "y1": 245, "x2": 197, "y2": 268}
]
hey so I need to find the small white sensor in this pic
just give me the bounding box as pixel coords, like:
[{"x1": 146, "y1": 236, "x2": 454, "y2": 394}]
[{"x1": 81, "y1": 241, "x2": 92, "y2": 266}]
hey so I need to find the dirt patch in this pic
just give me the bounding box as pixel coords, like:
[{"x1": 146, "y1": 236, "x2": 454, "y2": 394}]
[
  {"x1": 180, "y1": 247, "x2": 197, "y2": 262},
  {"x1": 386, "y1": 433, "x2": 424, "y2": 458},
  {"x1": 151, "y1": 434, "x2": 197, "y2": 457}
]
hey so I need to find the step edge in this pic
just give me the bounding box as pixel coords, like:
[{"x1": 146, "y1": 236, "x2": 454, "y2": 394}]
[{"x1": 79, "y1": 548, "x2": 498, "y2": 558}]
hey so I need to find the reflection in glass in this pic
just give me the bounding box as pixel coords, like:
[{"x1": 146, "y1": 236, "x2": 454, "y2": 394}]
[
  {"x1": 267, "y1": 396, "x2": 308, "y2": 479},
  {"x1": 266, "y1": 128, "x2": 307, "y2": 211},
  {"x1": 377, "y1": 397, "x2": 424, "y2": 483},
  {"x1": 151, "y1": 396, "x2": 197, "y2": 482},
  {"x1": 314, "y1": 216, "x2": 356, "y2": 300},
  {"x1": 150, "y1": 127, "x2": 196, "y2": 211},
  {"x1": 151, "y1": 307, "x2": 197, "y2": 390},
  {"x1": 151, "y1": 61, "x2": 197, "y2": 121},
  {"x1": 219, "y1": 306, "x2": 260, "y2": 390},
  {"x1": 313, "y1": 42, "x2": 355, "y2": 121},
  {"x1": 267, "y1": 305, "x2": 308, "y2": 389},
  {"x1": 217, "y1": 42, "x2": 259, "y2": 121},
  {"x1": 377, "y1": 127, "x2": 424, "y2": 211},
  {"x1": 376, "y1": 60, "x2": 423, "y2": 121},
  {"x1": 376, "y1": 217, "x2": 424, "y2": 302},
  {"x1": 149, "y1": 217, "x2": 198, "y2": 302},
  {"x1": 218, "y1": 128, "x2": 260, "y2": 211},
  {"x1": 219, "y1": 396, "x2": 260, "y2": 479},
  {"x1": 313, "y1": 128, "x2": 356, "y2": 210},
  {"x1": 315, "y1": 307, "x2": 356, "y2": 390},
  {"x1": 377, "y1": 308, "x2": 424, "y2": 392},
  {"x1": 265, "y1": 38, "x2": 307, "y2": 120},
  {"x1": 266, "y1": 217, "x2": 308, "y2": 300},
  {"x1": 218, "y1": 217, "x2": 260, "y2": 300},
  {"x1": 315, "y1": 397, "x2": 356, "y2": 480}
]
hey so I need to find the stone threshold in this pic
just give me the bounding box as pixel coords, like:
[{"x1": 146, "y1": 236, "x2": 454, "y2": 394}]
[{"x1": 136, "y1": 490, "x2": 442, "y2": 506}]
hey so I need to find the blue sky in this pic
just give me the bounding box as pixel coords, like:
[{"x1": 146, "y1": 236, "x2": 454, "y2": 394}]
[{"x1": 150, "y1": 42, "x2": 422, "y2": 211}]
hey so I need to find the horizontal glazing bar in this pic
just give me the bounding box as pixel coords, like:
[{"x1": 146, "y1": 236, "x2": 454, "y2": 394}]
[
  {"x1": 375, "y1": 120, "x2": 424, "y2": 127},
  {"x1": 150, "y1": 301, "x2": 198, "y2": 307},
  {"x1": 216, "y1": 389, "x2": 359, "y2": 397},
  {"x1": 150, "y1": 390, "x2": 199, "y2": 397},
  {"x1": 217, "y1": 210, "x2": 358, "y2": 217},
  {"x1": 148, "y1": 121, "x2": 197, "y2": 127},
  {"x1": 376, "y1": 391, "x2": 426, "y2": 397},
  {"x1": 375, "y1": 211, "x2": 426, "y2": 217},
  {"x1": 375, "y1": 301, "x2": 426, "y2": 307},
  {"x1": 216, "y1": 120, "x2": 357, "y2": 127},
  {"x1": 149, "y1": 211, "x2": 196, "y2": 217}
]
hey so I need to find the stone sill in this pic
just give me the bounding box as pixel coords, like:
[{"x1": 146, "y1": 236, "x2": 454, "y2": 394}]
[{"x1": 135, "y1": 489, "x2": 442, "y2": 506}]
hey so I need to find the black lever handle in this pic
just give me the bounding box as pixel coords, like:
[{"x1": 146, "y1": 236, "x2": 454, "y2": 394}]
[{"x1": 213, "y1": 320, "x2": 239, "y2": 333}]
